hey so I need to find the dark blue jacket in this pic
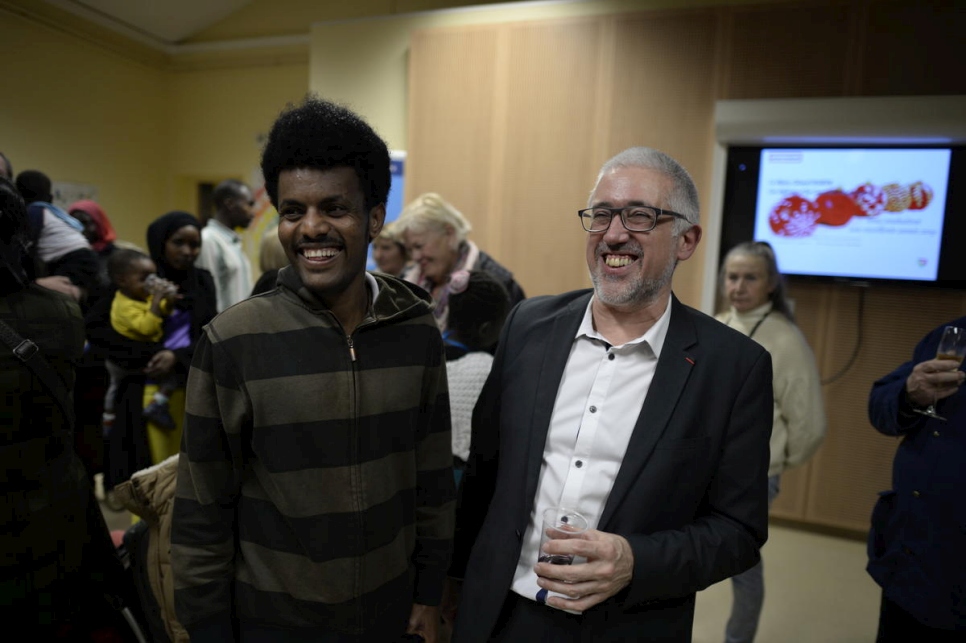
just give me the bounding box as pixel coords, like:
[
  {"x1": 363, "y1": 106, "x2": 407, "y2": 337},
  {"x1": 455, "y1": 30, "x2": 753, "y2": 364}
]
[{"x1": 867, "y1": 316, "x2": 966, "y2": 631}]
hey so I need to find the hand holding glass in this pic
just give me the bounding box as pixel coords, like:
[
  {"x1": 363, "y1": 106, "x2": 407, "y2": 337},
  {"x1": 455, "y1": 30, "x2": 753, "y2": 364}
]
[
  {"x1": 913, "y1": 325, "x2": 966, "y2": 421},
  {"x1": 538, "y1": 507, "x2": 588, "y2": 566}
]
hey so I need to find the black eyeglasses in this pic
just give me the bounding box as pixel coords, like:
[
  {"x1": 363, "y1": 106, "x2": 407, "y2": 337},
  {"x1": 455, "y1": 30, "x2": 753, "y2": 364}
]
[{"x1": 577, "y1": 206, "x2": 689, "y2": 233}]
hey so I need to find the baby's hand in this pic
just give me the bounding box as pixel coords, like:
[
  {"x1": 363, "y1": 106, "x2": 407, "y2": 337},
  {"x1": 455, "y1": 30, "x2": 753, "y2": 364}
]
[{"x1": 159, "y1": 280, "x2": 181, "y2": 302}]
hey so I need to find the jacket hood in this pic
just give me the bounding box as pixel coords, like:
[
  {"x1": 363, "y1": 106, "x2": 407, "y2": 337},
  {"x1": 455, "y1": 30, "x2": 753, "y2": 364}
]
[
  {"x1": 276, "y1": 264, "x2": 435, "y2": 326},
  {"x1": 114, "y1": 454, "x2": 179, "y2": 523}
]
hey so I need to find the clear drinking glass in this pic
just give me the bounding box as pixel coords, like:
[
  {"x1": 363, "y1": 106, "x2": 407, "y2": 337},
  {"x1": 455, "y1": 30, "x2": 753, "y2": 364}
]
[
  {"x1": 537, "y1": 507, "x2": 588, "y2": 566},
  {"x1": 913, "y1": 325, "x2": 966, "y2": 421}
]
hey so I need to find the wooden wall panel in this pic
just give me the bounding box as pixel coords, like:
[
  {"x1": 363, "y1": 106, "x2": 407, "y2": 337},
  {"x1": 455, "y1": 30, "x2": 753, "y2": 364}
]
[
  {"x1": 859, "y1": 0, "x2": 966, "y2": 96},
  {"x1": 497, "y1": 18, "x2": 604, "y2": 296},
  {"x1": 804, "y1": 285, "x2": 966, "y2": 530},
  {"x1": 406, "y1": 27, "x2": 501, "y2": 238},
  {"x1": 723, "y1": 3, "x2": 856, "y2": 99},
  {"x1": 605, "y1": 11, "x2": 720, "y2": 307}
]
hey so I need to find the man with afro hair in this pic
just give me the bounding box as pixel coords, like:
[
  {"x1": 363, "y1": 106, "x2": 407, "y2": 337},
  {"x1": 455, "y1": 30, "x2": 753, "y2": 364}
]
[{"x1": 172, "y1": 95, "x2": 455, "y2": 643}]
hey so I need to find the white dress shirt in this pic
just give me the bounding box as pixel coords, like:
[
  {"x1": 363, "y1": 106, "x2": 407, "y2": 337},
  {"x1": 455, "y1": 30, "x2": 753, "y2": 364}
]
[
  {"x1": 510, "y1": 295, "x2": 672, "y2": 609},
  {"x1": 197, "y1": 219, "x2": 253, "y2": 313}
]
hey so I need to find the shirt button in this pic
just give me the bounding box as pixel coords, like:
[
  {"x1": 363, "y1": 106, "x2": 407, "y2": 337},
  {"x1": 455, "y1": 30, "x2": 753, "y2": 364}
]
[
  {"x1": 933, "y1": 430, "x2": 940, "y2": 437},
  {"x1": 912, "y1": 490, "x2": 921, "y2": 498},
  {"x1": 589, "y1": 406, "x2": 597, "y2": 413},
  {"x1": 608, "y1": 353, "x2": 615, "y2": 361},
  {"x1": 575, "y1": 460, "x2": 583, "y2": 468}
]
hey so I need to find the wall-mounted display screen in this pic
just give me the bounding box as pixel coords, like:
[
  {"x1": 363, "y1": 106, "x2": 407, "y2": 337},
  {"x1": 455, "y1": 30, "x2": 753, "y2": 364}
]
[{"x1": 721, "y1": 146, "x2": 966, "y2": 288}]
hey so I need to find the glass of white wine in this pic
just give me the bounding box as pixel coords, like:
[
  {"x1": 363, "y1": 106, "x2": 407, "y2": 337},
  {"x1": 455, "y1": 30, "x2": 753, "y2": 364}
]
[{"x1": 913, "y1": 325, "x2": 966, "y2": 421}]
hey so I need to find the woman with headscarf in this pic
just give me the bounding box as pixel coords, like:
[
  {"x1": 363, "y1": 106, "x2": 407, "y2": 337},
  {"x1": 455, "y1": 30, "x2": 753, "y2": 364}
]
[
  {"x1": 68, "y1": 199, "x2": 118, "y2": 303},
  {"x1": 86, "y1": 212, "x2": 216, "y2": 497},
  {"x1": 395, "y1": 193, "x2": 525, "y2": 337},
  {"x1": 140, "y1": 212, "x2": 217, "y2": 462}
]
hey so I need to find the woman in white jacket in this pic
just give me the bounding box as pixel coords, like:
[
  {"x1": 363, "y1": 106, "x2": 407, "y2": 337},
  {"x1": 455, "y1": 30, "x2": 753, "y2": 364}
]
[{"x1": 715, "y1": 240, "x2": 826, "y2": 643}]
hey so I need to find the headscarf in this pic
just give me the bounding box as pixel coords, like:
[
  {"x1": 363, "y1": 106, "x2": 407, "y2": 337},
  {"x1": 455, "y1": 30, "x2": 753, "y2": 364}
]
[
  {"x1": 146, "y1": 211, "x2": 203, "y2": 311},
  {"x1": 68, "y1": 199, "x2": 116, "y2": 253}
]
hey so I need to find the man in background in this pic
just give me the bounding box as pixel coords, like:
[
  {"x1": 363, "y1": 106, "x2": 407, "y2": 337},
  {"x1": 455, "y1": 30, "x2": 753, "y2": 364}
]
[
  {"x1": 195, "y1": 178, "x2": 255, "y2": 312},
  {"x1": 867, "y1": 318, "x2": 966, "y2": 640}
]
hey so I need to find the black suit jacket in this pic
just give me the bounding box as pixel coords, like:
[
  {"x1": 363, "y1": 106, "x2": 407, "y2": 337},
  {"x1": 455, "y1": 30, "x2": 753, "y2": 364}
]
[{"x1": 452, "y1": 290, "x2": 773, "y2": 642}]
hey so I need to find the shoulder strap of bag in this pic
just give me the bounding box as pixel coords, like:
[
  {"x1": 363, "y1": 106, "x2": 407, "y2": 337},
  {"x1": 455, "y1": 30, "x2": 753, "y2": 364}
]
[{"x1": 0, "y1": 317, "x2": 75, "y2": 428}]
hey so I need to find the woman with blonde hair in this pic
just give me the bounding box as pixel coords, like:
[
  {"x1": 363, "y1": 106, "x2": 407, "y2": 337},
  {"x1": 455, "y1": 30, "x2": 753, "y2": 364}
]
[{"x1": 396, "y1": 192, "x2": 524, "y2": 334}]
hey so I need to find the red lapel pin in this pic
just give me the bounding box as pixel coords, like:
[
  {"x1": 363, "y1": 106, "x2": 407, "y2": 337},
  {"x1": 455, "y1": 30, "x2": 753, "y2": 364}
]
[{"x1": 685, "y1": 357, "x2": 695, "y2": 365}]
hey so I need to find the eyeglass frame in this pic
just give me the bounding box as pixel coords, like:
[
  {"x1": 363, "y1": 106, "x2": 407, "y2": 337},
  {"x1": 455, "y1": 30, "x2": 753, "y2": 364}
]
[{"x1": 577, "y1": 205, "x2": 690, "y2": 233}]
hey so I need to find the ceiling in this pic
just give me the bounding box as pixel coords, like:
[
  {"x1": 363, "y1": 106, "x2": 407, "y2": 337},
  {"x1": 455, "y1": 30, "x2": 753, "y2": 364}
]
[{"x1": 45, "y1": 0, "x2": 253, "y2": 45}]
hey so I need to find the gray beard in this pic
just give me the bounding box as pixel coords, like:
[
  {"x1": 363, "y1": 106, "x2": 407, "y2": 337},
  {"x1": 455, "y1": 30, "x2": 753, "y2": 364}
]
[{"x1": 590, "y1": 252, "x2": 677, "y2": 308}]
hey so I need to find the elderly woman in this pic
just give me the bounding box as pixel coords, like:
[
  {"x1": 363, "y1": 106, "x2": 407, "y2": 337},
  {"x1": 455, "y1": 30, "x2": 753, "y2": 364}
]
[
  {"x1": 715, "y1": 240, "x2": 826, "y2": 643},
  {"x1": 371, "y1": 220, "x2": 409, "y2": 277},
  {"x1": 396, "y1": 193, "x2": 524, "y2": 332}
]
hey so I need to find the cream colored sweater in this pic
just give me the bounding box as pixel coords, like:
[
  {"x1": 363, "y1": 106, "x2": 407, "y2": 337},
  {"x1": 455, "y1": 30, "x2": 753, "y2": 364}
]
[{"x1": 716, "y1": 303, "x2": 826, "y2": 477}]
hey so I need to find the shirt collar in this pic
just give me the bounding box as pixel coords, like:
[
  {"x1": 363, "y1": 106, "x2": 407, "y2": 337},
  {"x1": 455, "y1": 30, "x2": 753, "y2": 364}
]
[
  {"x1": 207, "y1": 218, "x2": 241, "y2": 242},
  {"x1": 575, "y1": 295, "x2": 673, "y2": 359}
]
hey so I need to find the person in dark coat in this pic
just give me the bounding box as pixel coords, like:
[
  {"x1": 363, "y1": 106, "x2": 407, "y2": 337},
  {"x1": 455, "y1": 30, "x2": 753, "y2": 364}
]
[
  {"x1": 0, "y1": 176, "x2": 124, "y2": 635},
  {"x1": 867, "y1": 318, "x2": 966, "y2": 640}
]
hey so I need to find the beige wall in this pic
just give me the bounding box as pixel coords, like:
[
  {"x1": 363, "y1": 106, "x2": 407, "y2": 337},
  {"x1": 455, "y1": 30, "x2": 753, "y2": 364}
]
[
  {"x1": 0, "y1": 9, "x2": 169, "y2": 247},
  {"x1": 167, "y1": 62, "x2": 309, "y2": 212},
  {"x1": 1, "y1": 8, "x2": 309, "y2": 249}
]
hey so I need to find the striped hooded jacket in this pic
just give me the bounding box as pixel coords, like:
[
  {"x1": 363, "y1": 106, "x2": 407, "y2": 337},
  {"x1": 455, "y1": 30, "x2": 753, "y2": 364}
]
[{"x1": 171, "y1": 266, "x2": 455, "y2": 641}]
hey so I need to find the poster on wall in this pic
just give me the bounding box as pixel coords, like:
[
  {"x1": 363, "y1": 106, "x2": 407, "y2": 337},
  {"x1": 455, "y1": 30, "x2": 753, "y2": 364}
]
[{"x1": 51, "y1": 181, "x2": 98, "y2": 209}]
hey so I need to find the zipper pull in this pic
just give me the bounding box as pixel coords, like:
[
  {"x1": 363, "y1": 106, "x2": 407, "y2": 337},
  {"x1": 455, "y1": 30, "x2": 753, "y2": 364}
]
[{"x1": 347, "y1": 336, "x2": 356, "y2": 362}]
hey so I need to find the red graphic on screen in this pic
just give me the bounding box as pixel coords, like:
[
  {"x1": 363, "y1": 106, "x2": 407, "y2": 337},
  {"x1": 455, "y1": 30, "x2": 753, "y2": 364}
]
[
  {"x1": 769, "y1": 196, "x2": 820, "y2": 237},
  {"x1": 814, "y1": 190, "x2": 864, "y2": 227},
  {"x1": 850, "y1": 183, "x2": 887, "y2": 217},
  {"x1": 768, "y1": 180, "x2": 934, "y2": 238},
  {"x1": 908, "y1": 181, "x2": 933, "y2": 210}
]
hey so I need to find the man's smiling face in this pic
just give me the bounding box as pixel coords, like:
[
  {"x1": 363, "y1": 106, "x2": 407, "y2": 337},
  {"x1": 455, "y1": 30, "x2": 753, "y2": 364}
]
[
  {"x1": 276, "y1": 166, "x2": 384, "y2": 307},
  {"x1": 585, "y1": 166, "x2": 684, "y2": 309}
]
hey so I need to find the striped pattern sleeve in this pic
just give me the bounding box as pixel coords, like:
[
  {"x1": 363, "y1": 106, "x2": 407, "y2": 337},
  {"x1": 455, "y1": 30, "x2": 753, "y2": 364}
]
[
  {"x1": 412, "y1": 325, "x2": 457, "y2": 605},
  {"x1": 171, "y1": 328, "x2": 250, "y2": 638}
]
